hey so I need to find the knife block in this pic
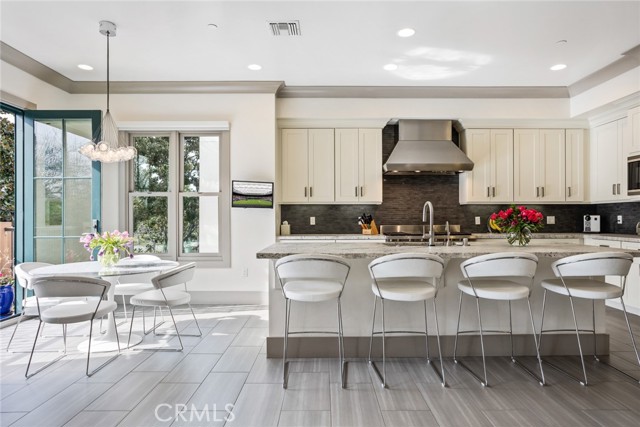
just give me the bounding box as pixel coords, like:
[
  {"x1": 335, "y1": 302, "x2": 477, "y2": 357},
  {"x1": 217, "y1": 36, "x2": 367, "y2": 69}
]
[{"x1": 362, "y1": 220, "x2": 379, "y2": 235}]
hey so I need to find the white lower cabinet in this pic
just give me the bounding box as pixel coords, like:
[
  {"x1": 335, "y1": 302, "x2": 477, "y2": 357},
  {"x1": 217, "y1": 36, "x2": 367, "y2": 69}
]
[{"x1": 583, "y1": 238, "x2": 640, "y2": 315}]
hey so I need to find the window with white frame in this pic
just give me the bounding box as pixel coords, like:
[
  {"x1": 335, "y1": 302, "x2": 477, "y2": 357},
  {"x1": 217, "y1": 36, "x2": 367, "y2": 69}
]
[{"x1": 127, "y1": 131, "x2": 230, "y2": 266}]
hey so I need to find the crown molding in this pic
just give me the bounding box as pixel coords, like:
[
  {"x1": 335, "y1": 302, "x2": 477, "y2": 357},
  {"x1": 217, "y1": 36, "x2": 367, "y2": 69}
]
[
  {"x1": 277, "y1": 118, "x2": 388, "y2": 129},
  {"x1": 1, "y1": 41, "x2": 74, "y2": 92},
  {"x1": 569, "y1": 44, "x2": 640, "y2": 97},
  {"x1": 457, "y1": 118, "x2": 590, "y2": 130},
  {"x1": 277, "y1": 85, "x2": 569, "y2": 99}
]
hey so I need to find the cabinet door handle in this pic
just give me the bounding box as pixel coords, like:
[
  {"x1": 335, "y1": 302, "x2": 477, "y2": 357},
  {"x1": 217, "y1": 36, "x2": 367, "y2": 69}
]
[
  {"x1": 304, "y1": 187, "x2": 307, "y2": 197},
  {"x1": 360, "y1": 186, "x2": 364, "y2": 197},
  {"x1": 355, "y1": 186, "x2": 358, "y2": 197},
  {"x1": 487, "y1": 187, "x2": 490, "y2": 197},
  {"x1": 541, "y1": 187, "x2": 545, "y2": 197},
  {"x1": 567, "y1": 186, "x2": 571, "y2": 197},
  {"x1": 536, "y1": 187, "x2": 540, "y2": 197},
  {"x1": 310, "y1": 187, "x2": 313, "y2": 198},
  {"x1": 492, "y1": 187, "x2": 496, "y2": 197},
  {"x1": 613, "y1": 184, "x2": 616, "y2": 195},
  {"x1": 617, "y1": 183, "x2": 621, "y2": 195}
]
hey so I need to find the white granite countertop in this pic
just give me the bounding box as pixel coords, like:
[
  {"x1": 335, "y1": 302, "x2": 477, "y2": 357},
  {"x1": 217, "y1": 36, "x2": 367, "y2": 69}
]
[
  {"x1": 278, "y1": 234, "x2": 385, "y2": 240},
  {"x1": 473, "y1": 232, "x2": 584, "y2": 239},
  {"x1": 584, "y1": 233, "x2": 640, "y2": 242},
  {"x1": 257, "y1": 241, "x2": 640, "y2": 260}
]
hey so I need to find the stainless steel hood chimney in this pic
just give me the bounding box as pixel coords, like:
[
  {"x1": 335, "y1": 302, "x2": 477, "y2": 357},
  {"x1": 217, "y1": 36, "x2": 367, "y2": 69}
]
[{"x1": 383, "y1": 120, "x2": 474, "y2": 175}]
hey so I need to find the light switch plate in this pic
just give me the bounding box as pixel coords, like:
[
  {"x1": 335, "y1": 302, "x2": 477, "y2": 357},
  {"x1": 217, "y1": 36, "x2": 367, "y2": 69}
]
[
  {"x1": 547, "y1": 216, "x2": 555, "y2": 225},
  {"x1": 310, "y1": 216, "x2": 316, "y2": 225},
  {"x1": 475, "y1": 216, "x2": 481, "y2": 225}
]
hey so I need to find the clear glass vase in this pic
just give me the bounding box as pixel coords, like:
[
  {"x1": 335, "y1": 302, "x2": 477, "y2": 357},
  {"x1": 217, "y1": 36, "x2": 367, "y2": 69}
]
[
  {"x1": 506, "y1": 228, "x2": 532, "y2": 246},
  {"x1": 98, "y1": 251, "x2": 119, "y2": 267}
]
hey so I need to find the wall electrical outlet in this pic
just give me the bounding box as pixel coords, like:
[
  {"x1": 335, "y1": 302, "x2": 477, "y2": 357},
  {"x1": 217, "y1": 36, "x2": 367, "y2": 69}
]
[
  {"x1": 547, "y1": 216, "x2": 555, "y2": 225},
  {"x1": 310, "y1": 216, "x2": 316, "y2": 225},
  {"x1": 475, "y1": 216, "x2": 481, "y2": 225},
  {"x1": 617, "y1": 215, "x2": 623, "y2": 224},
  {"x1": 241, "y1": 267, "x2": 249, "y2": 277}
]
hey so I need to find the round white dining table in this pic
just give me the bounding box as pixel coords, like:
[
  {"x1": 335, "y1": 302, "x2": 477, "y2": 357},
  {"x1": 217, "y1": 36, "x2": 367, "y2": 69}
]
[{"x1": 30, "y1": 259, "x2": 179, "y2": 352}]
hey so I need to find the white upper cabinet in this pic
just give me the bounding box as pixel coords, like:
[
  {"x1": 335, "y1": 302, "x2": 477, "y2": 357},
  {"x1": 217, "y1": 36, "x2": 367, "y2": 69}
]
[
  {"x1": 565, "y1": 129, "x2": 586, "y2": 202},
  {"x1": 460, "y1": 129, "x2": 513, "y2": 203},
  {"x1": 514, "y1": 129, "x2": 565, "y2": 202},
  {"x1": 335, "y1": 128, "x2": 383, "y2": 203},
  {"x1": 281, "y1": 128, "x2": 334, "y2": 203},
  {"x1": 591, "y1": 119, "x2": 627, "y2": 202},
  {"x1": 628, "y1": 106, "x2": 640, "y2": 154}
]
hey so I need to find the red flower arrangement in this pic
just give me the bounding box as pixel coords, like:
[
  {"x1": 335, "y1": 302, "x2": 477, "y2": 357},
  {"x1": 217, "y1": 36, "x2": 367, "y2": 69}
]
[{"x1": 489, "y1": 205, "x2": 544, "y2": 246}]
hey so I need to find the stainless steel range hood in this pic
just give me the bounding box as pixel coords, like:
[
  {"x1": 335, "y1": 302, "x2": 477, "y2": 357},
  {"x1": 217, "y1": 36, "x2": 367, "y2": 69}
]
[{"x1": 383, "y1": 120, "x2": 474, "y2": 175}]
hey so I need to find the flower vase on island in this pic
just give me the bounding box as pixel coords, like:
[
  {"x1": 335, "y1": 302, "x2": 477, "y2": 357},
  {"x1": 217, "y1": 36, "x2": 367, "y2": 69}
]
[
  {"x1": 488, "y1": 205, "x2": 544, "y2": 246},
  {"x1": 80, "y1": 230, "x2": 134, "y2": 267}
]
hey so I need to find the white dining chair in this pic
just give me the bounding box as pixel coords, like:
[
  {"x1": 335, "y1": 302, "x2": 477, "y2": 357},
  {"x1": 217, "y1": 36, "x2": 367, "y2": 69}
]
[
  {"x1": 455, "y1": 252, "x2": 545, "y2": 387},
  {"x1": 25, "y1": 275, "x2": 120, "y2": 378},
  {"x1": 114, "y1": 254, "x2": 165, "y2": 331},
  {"x1": 368, "y1": 253, "x2": 446, "y2": 388},
  {"x1": 539, "y1": 252, "x2": 637, "y2": 385},
  {"x1": 275, "y1": 254, "x2": 350, "y2": 389},
  {"x1": 7, "y1": 262, "x2": 59, "y2": 352},
  {"x1": 127, "y1": 262, "x2": 201, "y2": 351}
]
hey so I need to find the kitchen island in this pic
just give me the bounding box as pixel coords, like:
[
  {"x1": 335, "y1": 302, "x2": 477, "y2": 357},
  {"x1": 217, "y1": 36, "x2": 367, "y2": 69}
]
[{"x1": 257, "y1": 241, "x2": 639, "y2": 358}]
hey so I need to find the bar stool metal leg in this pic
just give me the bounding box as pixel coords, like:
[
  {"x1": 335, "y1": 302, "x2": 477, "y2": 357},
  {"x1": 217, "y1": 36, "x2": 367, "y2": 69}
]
[
  {"x1": 432, "y1": 298, "x2": 446, "y2": 387},
  {"x1": 592, "y1": 300, "x2": 600, "y2": 362},
  {"x1": 569, "y1": 295, "x2": 589, "y2": 386},
  {"x1": 424, "y1": 300, "x2": 430, "y2": 362},
  {"x1": 453, "y1": 291, "x2": 463, "y2": 362},
  {"x1": 283, "y1": 298, "x2": 291, "y2": 389},
  {"x1": 476, "y1": 297, "x2": 489, "y2": 387},
  {"x1": 368, "y1": 295, "x2": 377, "y2": 364},
  {"x1": 337, "y1": 299, "x2": 347, "y2": 389},
  {"x1": 620, "y1": 298, "x2": 640, "y2": 383}
]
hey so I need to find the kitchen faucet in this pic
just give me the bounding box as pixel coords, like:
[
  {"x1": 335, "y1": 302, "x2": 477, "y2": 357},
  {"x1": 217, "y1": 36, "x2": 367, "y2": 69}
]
[{"x1": 422, "y1": 201, "x2": 435, "y2": 246}]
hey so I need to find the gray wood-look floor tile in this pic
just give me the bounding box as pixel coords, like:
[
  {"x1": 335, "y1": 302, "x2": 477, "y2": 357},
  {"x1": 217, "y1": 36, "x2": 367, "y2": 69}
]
[
  {"x1": 245, "y1": 316, "x2": 269, "y2": 329},
  {"x1": 0, "y1": 412, "x2": 27, "y2": 427},
  {"x1": 211, "y1": 347, "x2": 260, "y2": 373},
  {"x1": 0, "y1": 383, "x2": 24, "y2": 400},
  {"x1": 170, "y1": 411, "x2": 226, "y2": 427},
  {"x1": 289, "y1": 358, "x2": 332, "y2": 373},
  {"x1": 282, "y1": 373, "x2": 330, "y2": 411},
  {"x1": 163, "y1": 354, "x2": 221, "y2": 383},
  {"x1": 229, "y1": 383, "x2": 285, "y2": 427},
  {"x1": 277, "y1": 411, "x2": 331, "y2": 427},
  {"x1": 330, "y1": 383, "x2": 384, "y2": 427},
  {"x1": 86, "y1": 371, "x2": 165, "y2": 410},
  {"x1": 583, "y1": 409, "x2": 640, "y2": 427},
  {"x1": 118, "y1": 382, "x2": 200, "y2": 427},
  {"x1": 481, "y1": 409, "x2": 551, "y2": 427},
  {"x1": 212, "y1": 317, "x2": 249, "y2": 334},
  {"x1": 133, "y1": 350, "x2": 188, "y2": 372},
  {"x1": 190, "y1": 333, "x2": 236, "y2": 354},
  {"x1": 78, "y1": 350, "x2": 154, "y2": 383},
  {"x1": 246, "y1": 356, "x2": 285, "y2": 384},
  {"x1": 62, "y1": 410, "x2": 128, "y2": 427},
  {"x1": 329, "y1": 360, "x2": 372, "y2": 384},
  {"x1": 231, "y1": 327, "x2": 268, "y2": 347},
  {"x1": 380, "y1": 410, "x2": 439, "y2": 427},
  {"x1": 187, "y1": 372, "x2": 247, "y2": 408},
  {"x1": 369, "y1": 360, "x2": 430, "y2": 411},
  {"x1": 10, "y1": 382, "x2": 112, "y2": 427},
  {"x1": 416, "y1": 382, "x2": 493, "y2": 427}
]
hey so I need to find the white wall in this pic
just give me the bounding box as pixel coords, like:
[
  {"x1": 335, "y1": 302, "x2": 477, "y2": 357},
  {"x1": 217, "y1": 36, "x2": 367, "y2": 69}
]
[
  {"x1": 277, "y1": 97, "x2": 572, "y2": 121},
  {"x1": 2, "y1": 62, "x2": 277, "y2": 299},
  {"x1": 570, "y1": 67, "x2": 640, "y2": 118}
]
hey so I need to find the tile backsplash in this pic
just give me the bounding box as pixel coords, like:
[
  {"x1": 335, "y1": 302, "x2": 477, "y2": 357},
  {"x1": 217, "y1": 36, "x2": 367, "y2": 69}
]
[{"x1": 280, "y1": 125, "x2": 640, "y2": 235}]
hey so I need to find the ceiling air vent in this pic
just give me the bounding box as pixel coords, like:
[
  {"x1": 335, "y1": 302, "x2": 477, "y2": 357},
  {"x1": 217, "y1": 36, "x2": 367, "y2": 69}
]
[{"x1": 268, "y1": 21, "x2": 301, "y2": 36}]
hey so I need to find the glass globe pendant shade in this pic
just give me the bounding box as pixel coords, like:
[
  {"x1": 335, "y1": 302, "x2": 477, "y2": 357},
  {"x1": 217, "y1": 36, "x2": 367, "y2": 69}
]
[{"x1": 79, "y1": 111, "x2": 136, "y2": 162}]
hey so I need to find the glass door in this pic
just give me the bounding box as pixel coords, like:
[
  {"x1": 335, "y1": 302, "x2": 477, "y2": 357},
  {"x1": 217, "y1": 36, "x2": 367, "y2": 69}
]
[{"x1": 23, "y1": 111, "x2": 101, "y2": 264}]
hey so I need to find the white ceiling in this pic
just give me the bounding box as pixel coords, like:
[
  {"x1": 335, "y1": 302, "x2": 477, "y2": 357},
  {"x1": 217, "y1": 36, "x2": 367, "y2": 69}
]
[{"x1": 1, "y1": 0, "x2": 639, "y2": 87}]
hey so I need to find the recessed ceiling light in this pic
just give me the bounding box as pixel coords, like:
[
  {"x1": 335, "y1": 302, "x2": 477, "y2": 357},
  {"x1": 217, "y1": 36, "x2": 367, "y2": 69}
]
[
  {"x1": 383, "y1": 63, "x2": 398, "y2": 71},
  {"x1": 77, "y1": 64, "x2": 93, "y2": 71},
  {"x1": 397, "y1": 28, "x2": 415, "y2": 38},
  {"x1": 207, "y1": 23, "x2": 218, "y2": 29},
  {"x1": 550, "y1": 64, "x2": 567, "y2": 71},
  {"x1": 248, "y1": 64, "x2": 262, "y2": 71}
]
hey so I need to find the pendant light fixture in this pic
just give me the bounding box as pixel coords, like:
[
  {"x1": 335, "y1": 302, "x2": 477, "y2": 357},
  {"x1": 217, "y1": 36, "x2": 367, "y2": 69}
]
[{"x1": 79, "y1": 20, "x2": 136, "y2": 162}]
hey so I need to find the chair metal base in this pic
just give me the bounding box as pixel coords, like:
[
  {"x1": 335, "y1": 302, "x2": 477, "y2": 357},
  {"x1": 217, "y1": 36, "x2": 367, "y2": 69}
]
[
  {"x1": 282, "y1": 298, "x2": 347, "y2": 389},
  {"x1": 368, "y1": 296, "x2": 446, "y2": 389},
  {"x1": 127, "y1": 303, "x2": 202, "y2": 352},
  {"x1": 454, "y1": 292, "x2": 545, "y2": 387},
  {"x1": 539, "y1": 291, "x2": 640, "y2": 386}
]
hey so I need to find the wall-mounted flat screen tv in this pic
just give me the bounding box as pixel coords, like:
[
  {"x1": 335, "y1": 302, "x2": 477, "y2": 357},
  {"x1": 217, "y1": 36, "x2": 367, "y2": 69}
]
[{"x1": 232, "y1": 180, "x2": 274, "y2": 209}]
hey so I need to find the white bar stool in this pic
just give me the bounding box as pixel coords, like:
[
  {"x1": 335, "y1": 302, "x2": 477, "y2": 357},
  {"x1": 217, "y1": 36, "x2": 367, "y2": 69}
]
[
  {"x1": 539, "y1": 251, "x2": 638, "y2": 385},
  {"x1": 275, "y1": 254, "x2": 350, "y2": 389},
  {"x1": 367, "y1": 253, "x2": 446, "y2": 388},
  {"x1": 455, "y1": 252, "x2": 545, "y2": 387}
]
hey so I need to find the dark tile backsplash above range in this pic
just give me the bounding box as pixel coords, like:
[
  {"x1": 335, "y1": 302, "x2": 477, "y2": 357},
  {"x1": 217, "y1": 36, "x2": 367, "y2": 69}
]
[{"x1": 280, "y1": 125, "x2": 640, "y2": 235}]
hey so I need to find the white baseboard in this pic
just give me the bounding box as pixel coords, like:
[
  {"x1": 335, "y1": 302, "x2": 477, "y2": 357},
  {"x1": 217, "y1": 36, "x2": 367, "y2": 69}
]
[{"x1": 606, "y1": 300, "x2": 640, "y2": 317}]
